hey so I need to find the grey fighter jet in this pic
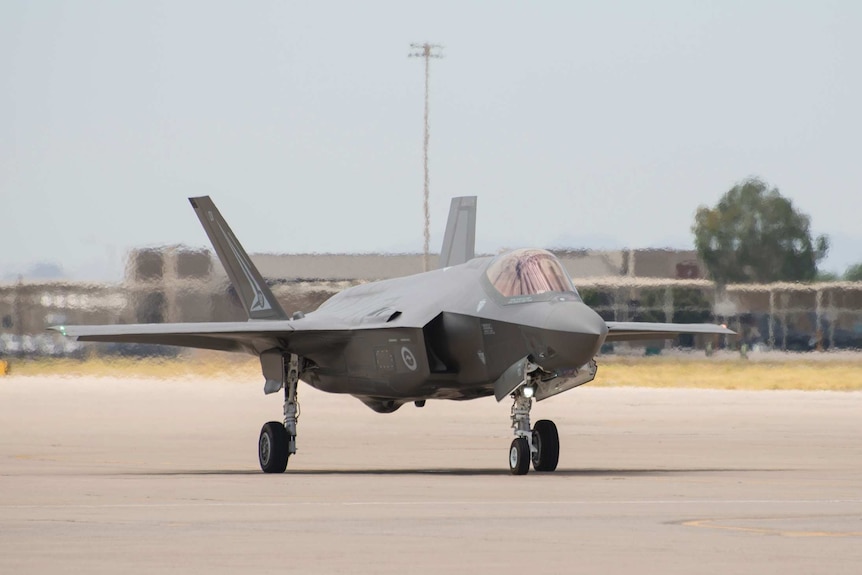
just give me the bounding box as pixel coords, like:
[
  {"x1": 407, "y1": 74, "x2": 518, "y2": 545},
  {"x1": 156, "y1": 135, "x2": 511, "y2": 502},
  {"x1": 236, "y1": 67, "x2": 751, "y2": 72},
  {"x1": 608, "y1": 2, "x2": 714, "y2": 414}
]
[{"x1": 54, "y1": 196, "x2": 733, "y2": 475}]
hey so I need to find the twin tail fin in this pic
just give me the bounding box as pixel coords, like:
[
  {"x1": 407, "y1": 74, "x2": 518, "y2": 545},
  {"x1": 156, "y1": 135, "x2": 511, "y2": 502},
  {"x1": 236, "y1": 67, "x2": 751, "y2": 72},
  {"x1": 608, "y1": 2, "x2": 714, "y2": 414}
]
[
  {"x1": 189, "y1": 196, "x2": 288, "y2": 321},
  {"x1": 439, "y1": 196, "x2": 477, "y2": 269}
]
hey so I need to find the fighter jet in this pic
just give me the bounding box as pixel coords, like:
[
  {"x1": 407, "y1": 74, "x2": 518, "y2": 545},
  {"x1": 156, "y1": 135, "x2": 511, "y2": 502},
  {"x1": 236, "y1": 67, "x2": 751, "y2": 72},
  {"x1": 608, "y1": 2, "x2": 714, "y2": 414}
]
[{"x1": 54, "y1": 196, "x2": 733, "y2": 475}]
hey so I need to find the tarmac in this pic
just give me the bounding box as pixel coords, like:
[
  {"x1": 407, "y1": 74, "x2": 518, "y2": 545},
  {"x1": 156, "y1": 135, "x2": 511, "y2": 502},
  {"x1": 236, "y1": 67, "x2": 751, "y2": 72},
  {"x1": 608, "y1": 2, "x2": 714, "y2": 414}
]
[{"x1": 1, "y1": 375, "x2": 861, "y2": 574}]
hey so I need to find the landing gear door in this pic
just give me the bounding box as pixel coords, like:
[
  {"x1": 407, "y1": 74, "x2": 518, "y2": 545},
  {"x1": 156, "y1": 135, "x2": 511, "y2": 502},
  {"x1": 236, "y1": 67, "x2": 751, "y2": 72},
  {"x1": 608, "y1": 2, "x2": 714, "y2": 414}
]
[
  {"x1": 261, "y1": 349, "x2": 285, "y2": 394},
  {"x1": 534, "y1": 360, "x2": 597, "y2": 401}
]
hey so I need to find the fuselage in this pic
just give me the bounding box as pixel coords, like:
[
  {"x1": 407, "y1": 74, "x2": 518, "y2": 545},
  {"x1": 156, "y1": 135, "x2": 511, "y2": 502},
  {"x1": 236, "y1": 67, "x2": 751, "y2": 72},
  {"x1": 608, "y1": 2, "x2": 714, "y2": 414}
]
[{"x1": 292, "y1": 250, "x2": 608, "y2": 411}]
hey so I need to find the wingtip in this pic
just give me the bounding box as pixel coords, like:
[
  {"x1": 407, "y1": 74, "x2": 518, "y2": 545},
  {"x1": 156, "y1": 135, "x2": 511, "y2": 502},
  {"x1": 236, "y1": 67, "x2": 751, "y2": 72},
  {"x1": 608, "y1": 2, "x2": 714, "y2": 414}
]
[{"x1": 47, "y1": 325, "x2": 66, "y2": 336}]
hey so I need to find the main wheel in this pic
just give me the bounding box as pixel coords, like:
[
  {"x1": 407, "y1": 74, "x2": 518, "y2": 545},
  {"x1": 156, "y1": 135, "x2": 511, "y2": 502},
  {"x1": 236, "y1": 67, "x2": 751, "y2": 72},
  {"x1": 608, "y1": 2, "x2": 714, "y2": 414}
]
[
  {"x1": 259, "y1": 421, "x2": 289, "y2": 473},
  {"x1": 531, "y1": 419, "x2": 560, "y2": 472},
  {"x1": 509, "y1": 437, "x2": 530, "y2": 475}
]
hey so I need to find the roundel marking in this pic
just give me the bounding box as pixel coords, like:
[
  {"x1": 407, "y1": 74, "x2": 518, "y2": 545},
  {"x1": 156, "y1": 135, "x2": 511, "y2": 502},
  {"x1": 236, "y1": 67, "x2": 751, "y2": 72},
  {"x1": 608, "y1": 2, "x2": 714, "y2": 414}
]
[{"x1": 401, "y1": 347, "x2": 418, "y2": 371}]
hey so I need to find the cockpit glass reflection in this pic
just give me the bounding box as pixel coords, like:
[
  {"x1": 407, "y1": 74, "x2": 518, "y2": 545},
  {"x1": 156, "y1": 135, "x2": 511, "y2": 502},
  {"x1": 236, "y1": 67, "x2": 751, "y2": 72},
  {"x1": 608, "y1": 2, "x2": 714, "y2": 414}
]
[{"x1": 486, "y1": 249, "x2": 576, "y2": 297}]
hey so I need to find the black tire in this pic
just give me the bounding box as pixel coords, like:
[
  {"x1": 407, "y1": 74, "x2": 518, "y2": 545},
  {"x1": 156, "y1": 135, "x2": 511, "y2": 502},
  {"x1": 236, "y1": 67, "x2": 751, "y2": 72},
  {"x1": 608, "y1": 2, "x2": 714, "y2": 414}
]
[
  {"x1": 259, "y1": 421, "x2": 289, "y2": 473},
  {"x1": 509, "y1": 437, "x2": 530, "y2": 475},
  {"x1": 532, "y1": 419, "x2": 560, "y2": 472}
]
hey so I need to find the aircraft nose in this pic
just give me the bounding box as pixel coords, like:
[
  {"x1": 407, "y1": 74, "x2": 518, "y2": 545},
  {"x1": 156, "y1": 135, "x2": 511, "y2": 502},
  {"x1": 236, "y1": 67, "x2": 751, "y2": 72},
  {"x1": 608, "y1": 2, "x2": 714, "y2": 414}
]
[
  {"x1": 531, "y1": 302, "x2": 608, "y2": 369},
  {"x1": 543, "y1": 302, "x2": 608, "y2": 338}
]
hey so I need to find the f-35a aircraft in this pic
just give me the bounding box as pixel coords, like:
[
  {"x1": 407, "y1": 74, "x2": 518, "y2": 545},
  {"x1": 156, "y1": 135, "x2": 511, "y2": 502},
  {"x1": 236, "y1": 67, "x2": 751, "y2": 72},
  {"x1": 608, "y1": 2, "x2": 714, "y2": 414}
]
[{"x1": 54, "y1": 196, "x2": 733, "y2": 475}]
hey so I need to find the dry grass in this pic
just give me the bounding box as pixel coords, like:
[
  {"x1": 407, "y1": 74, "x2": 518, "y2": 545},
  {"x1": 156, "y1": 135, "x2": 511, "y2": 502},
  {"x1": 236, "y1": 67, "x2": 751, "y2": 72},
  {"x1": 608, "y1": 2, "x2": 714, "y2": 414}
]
[
  {"x1": 4, "y1": 354, "x2": 862, "y2": 391},
  {"x1": 594, "y1": 357, "x2": 862, "y2": 391},
  {"x1": 4, "y1": 353, "x2": 259, "y2": 380}
]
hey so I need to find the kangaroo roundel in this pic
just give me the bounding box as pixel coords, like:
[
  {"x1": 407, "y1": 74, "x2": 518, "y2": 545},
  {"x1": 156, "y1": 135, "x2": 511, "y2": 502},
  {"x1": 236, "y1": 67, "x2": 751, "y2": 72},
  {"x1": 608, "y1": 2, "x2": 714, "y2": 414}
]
[{"x1": 401, "y1": 347, "x2": 418, "y2": 371}]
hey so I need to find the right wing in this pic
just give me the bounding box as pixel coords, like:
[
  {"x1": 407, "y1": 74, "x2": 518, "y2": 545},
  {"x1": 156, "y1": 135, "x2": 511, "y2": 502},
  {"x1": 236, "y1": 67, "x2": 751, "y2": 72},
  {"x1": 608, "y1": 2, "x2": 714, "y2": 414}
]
[
  {"x1": 50, "y1": 315, "x2": 353, "y2": 355},
  {"x1": 51, "y1": 196, "x2": 306, "y2": 354},
  {"x1": 51, "y1": 321, "x2": 292, "y2": 353}
]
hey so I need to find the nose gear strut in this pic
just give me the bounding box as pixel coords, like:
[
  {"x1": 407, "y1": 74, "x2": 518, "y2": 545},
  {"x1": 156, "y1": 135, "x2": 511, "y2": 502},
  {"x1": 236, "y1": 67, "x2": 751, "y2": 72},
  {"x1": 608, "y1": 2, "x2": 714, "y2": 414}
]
[{"x1": 507, "y1": 364, "x2": 560, "y2": 475}]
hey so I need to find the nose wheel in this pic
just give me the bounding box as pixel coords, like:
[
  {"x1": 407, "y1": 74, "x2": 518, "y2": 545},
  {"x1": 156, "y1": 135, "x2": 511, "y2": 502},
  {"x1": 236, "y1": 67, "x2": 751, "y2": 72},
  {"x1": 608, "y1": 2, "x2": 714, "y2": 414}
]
[
  {"x1": 531, "y1": 419, "x2": 559, "y2": 471},
  {"x1": 509, "y1": 437, "x2": 531, "y2": 474},
  {"x1": 508, "y1": 384, "x2": 561, "y2": 475}
]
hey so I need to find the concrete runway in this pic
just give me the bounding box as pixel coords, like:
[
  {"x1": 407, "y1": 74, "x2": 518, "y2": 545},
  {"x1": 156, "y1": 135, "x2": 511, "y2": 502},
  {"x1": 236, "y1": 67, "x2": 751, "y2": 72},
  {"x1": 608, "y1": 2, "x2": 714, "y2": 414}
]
[{"x1": 2, "y1": 375, "x2": 861, "y2": 574}]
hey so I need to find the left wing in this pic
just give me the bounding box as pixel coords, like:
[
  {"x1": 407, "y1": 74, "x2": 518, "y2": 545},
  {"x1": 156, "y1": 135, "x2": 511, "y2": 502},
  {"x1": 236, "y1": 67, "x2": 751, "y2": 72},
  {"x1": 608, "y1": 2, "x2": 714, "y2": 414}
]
[{"x1": 605, "y1": 322, "x2": 734, "y2": 342}]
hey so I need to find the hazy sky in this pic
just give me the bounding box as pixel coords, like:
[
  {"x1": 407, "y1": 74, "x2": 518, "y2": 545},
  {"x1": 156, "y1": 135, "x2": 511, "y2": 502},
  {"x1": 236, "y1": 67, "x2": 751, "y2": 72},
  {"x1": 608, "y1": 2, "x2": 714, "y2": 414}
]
[{"x1": 2, "y1": 1, "x2": 860, "y2": 280}]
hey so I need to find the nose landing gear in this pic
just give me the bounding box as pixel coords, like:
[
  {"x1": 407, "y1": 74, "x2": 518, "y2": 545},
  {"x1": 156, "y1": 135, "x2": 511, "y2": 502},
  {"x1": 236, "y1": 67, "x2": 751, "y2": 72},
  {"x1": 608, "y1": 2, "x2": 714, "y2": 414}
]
[
  {"x1": 508, "y1": 378, "x2": 560, "y2": 475},
  {"x1": 509, "y1": 436, "x2": 531, "y2": 475},
  {"x1": 531, "y1": 419, "x2": 559, "y2": 471}
]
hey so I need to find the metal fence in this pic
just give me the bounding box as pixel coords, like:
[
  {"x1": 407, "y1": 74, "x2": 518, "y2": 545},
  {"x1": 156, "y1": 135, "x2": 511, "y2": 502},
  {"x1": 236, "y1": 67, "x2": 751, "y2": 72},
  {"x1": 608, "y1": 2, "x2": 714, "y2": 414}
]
[{"x1": 2, "y1": 277, "x2": 862, "y2": 357}]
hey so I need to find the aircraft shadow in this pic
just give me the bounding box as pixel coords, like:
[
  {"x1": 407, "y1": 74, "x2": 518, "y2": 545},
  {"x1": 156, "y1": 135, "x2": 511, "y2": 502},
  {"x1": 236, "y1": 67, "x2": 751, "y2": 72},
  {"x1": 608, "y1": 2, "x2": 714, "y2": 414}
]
[{"x1": 124, "y1": 467, "x2": 784, "y2": 477}]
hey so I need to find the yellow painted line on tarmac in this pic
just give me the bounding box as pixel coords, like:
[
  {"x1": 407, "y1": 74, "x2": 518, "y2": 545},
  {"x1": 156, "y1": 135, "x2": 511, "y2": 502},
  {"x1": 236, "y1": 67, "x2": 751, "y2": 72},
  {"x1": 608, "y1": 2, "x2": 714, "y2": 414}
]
[{"x1": 683, "y1": 518, "x2": 862, "y2": 538}]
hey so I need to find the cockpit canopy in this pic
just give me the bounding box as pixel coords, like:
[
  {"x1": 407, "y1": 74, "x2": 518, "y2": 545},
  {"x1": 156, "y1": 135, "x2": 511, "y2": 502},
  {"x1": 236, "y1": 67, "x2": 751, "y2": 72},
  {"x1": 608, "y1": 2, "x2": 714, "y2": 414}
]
[{"x1": 485, "y1": 249, "x2": 578, "y2": 299}]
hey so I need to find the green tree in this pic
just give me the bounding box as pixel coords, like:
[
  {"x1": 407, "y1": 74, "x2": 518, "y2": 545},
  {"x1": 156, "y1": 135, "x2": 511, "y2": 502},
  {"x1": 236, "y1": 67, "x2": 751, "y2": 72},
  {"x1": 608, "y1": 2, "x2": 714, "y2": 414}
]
[
  {"x1": 693, "y1": 178, "x2": 829, "y2": 284},
  {"x1": 845, "y1": 263, "x2": 862, "y2": 282}
]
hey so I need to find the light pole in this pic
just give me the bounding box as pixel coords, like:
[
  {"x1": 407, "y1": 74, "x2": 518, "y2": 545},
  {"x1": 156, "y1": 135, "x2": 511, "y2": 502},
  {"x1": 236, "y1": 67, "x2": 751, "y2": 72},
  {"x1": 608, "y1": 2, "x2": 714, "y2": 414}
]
[{"x1": 409, "y1": 42, "x2": 443, "y2": 272}]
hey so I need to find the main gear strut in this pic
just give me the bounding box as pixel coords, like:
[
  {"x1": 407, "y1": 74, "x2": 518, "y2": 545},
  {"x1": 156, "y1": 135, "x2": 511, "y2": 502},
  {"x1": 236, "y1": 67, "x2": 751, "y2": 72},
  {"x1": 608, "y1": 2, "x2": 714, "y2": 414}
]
[
  {"x1": 283, "y1": 353, "x2": 301, "y2": 455},
  {"x1": 259, "y1": 353, "x2": 302, "y2": 473}
]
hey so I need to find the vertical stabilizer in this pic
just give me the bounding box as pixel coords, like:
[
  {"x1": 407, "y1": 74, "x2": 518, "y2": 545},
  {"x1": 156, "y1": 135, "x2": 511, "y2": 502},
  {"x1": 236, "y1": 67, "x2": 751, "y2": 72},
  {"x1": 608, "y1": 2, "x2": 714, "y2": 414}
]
[
  {"x1": 189, "y1": 196, "x2": 288, "y2": 320},
  {"x1": 439, "y1": 196, "x2": 477, "y2": 268}
]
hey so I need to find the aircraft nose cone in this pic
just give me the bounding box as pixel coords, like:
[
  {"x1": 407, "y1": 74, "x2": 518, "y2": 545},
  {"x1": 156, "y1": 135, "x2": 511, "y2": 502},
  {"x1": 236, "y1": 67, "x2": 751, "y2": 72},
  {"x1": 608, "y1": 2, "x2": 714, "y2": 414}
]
[
  {"x1": 543, "y1": 302, "x2": 608, "y2": 338},
  {"x1": 531, "y1": 302, "x2": 608, "y2": 369}
]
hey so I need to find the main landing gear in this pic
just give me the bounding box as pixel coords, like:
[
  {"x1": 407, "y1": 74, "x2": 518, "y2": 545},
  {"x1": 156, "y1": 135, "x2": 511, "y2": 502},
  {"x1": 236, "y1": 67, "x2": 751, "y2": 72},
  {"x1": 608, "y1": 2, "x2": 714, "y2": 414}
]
[
  {"x1": 508, "y1": 382, "x2": 560, "y2": 475},
  {"x1": 259, "y1": 354, "x2": 301, "y2": 473}
]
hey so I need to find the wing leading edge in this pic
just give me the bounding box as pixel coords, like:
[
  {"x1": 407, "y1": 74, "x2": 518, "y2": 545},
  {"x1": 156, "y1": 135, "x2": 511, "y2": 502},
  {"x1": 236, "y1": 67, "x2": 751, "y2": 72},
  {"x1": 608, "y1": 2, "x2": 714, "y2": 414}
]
[
  {"x1": 604, "y1": 321, "x2": 735, "y2": 342},
  {"x1": 49, "y1": 314, "x2": 366, "y2": 354},
  {"x1": 50, "y1": 321, "x2": 294, "y2": 353}
]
